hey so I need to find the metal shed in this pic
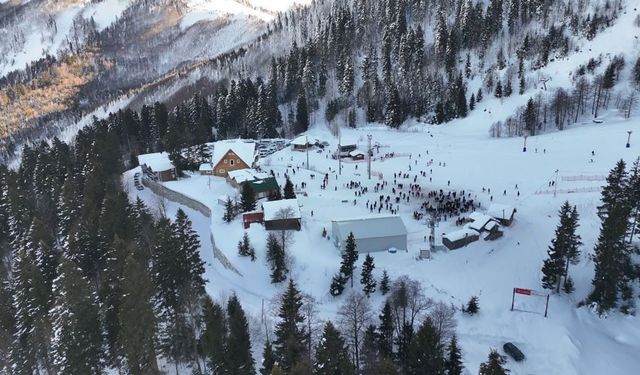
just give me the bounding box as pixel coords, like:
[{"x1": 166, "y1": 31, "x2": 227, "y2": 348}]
[{"x1": 332, "y1": 216, "x2": 408, "y2": 253}]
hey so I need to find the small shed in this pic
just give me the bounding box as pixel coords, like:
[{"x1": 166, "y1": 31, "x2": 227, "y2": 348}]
[
  {"x1": 291, "y1": 136, "x2": 311, "y2": 151},
  {"x1": 262, "y1": 199, "x2": 301, "y2": 231},
  {"x1": 442, "y1": 228, "x2": 480, "y2": 250},
  {"x1": 137, "y1": 152, "x2": 177, "y2": 182},
  {"x1": 242, "y1": 211, "x2": 264, "y2": 229},
  {"x1": 338, "y1": 143, "x2": 357, "y2": 158},
  {"x1": 349, "y1": 150, "x2": 366, "y2": 161},
  {"x1": 487, "y1": 204, "x2": 517, "y2": 226},
  {"x1": 468, "y1": 212, "x2": 503, "y2": 240},
  {"x1": 332, "y1": 215, "x2": 408, "y2": 253},
  {"x1": 227, "y1": 169, "x2": 269, "y2": 188},
  {"x1": 199, "y1": 163, "x2": 213, "y2": 175},
  {"x1": 245, "y1": 177, "x2": 280, "y2": 200}
]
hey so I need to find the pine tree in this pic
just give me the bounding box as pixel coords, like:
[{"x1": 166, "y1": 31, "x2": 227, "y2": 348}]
[
  {"x1": 406, "y1": 318, "x2": 445, "y2": 375},
  {"x1": 628, "y1": 158, "x2": 640, "y2": 243},
  {"x1": 284, "y1": 177, "x2": 296, "y2": 199},
  {"x1": 541, "y1": 202, "x2": 582, "y2": 293},
  {"x1": 494, "y1": 80, "x2": 503, "y2": 98},
  {"x1": 226, "y1": 294, "x2": 255, "y2": 375},
  {"x1": 589, "y1": 160, "x2": 633, "y2": 313},
  {"x1": 477, "y1": 88, "x2": 483, "y2": 102},
  {"x1": 295, "y1": 93, "x2": 309, "y2": 135},
  {"x1": 380, "y1": 270, "x2": 391, "y2": 295},
  {"x1": 223, "y1": 196, "x2": 236, "y2": 223},
  {"x1": 259, "y1": 340, "x2": 276, "y2": 375},
  {"x1": 49, "y1": 257, "x2": 103, "y2": 374},
  {"x1": 340, "y1": 232, "x2": 359, "y2": 287},
  {"x1": 266, "y1": 233, "x2": 287, "y2": 283},
  {"x1": 274, "y1": 279, "x2": 307, "y2": 372},
  {"x1": 200, "y1": 297, "x2": 227, "y2": 374},
  {"x1": 469, "y1": 93, "x2": 476, "y2": 111},
  {"x1": 238, "y1": 232, "x2": 256, "y2": 261},
  {"x1": 330, "y1": 273, "x2": 347, "y2": 296},
  {"x1": 360, "y1": 325, "x2": 381, "y2": 374},
  {"x1": 240, "y1": 183, "x2": 256, "y2": 212},
  {"x1": 313, "y1": 321, "x2": 355, "y2": 375},
  {"x1": 455, "y1": 73, "x2": 468, "y2": 118},
  {"x1": 504, "y1": 78, "x2": 513, "y2": 97},
  {"x1": 445, "y1": 335, "x2": 464, "y2": 375},
  {"x1": 10, "y1": 249, "x2": 52, "y2": 375},
  {"x1": 465, "y1": 296, "x2": 479, "y2": 315},
  {"x1": 118, "y1": 253, "x2": 159, "y2": 374},
  {"x1": 153, "y1": 211, "x2": 205, "y2": 372},
  {"x1": 434, "y1": 11, "x2": 448, "y2": 58},
  {"x1": 478, "y1": 350, "x2": 509, "y2": 375},
  {"x1": 360, "y1": 254, "x2": 377, "y2": 297},
  {"x1": 385, "y1": 87, "x2": 403, "y2": 128},
  {"x1": 633, "y1": 57, "x2": 640, "y2": 88},
  {"x1": 377, "y1": 301, "x2": 394, "y2": 359}
]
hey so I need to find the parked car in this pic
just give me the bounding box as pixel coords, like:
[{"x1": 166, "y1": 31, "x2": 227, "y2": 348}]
[{"x1": 503, "y1": 342, "x2": 525, "y2": 362}]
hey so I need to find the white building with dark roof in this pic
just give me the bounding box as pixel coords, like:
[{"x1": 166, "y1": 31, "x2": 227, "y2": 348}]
[{"x1": 332, "y1": 215, "x2": 407, "y2": 253}]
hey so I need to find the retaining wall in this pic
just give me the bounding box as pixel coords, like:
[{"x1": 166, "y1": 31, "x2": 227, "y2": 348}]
[{"x1": 142, "y1": 177, "x2": 241, "y2": 275}]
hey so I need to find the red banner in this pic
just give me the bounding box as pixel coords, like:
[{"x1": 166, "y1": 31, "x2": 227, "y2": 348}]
[{"x1": 514, "y1": 288, "x2": 532, "y2": 295}]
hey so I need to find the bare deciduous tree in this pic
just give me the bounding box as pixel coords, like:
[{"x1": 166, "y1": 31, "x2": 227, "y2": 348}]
[
  {"x1": 389, "y1": 276, "x2": 433, "y2": 337},
  {"x1": 338, "y1": 292, "x2": 372, "y2": 373}
]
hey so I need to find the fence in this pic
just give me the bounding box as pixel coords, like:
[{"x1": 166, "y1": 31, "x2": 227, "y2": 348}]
[
  {"x1": 142, "y1": 177, "x2": 241, "y2": 275},
  {"x1": 142, "y1": 177, "x2": 211, "y2": 217},
  {"x1": 534, "y1": 186, "x2": 602, "y2": 195},
  {"x1": 561, "y1": 175, "x2": 606, "y2": 182}
]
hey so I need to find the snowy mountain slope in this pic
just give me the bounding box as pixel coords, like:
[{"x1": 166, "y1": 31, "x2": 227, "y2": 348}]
[{"x1": 0, "y1": 0, "x2": 136, "y2": 77}]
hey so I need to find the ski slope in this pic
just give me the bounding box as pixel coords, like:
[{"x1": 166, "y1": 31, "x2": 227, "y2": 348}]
[{"x1": 124, "y1": 106, "x2": 640, "y2": 374}]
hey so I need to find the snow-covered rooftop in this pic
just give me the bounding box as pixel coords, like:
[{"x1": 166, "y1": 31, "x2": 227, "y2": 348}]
[
  {"x1": 228, "y1": 169, "x2": 270, "y2": 184},
  {"x1": 443, "y1": 227, "x2": 480, "y2": 242},
  {"x1": 468, "y1": 212, "x2": 497, "y2": 231},
  {"x1": 349, "y1": 150, "x2": 365, "y2": 157},
  {"x1": 262, "y1": 199, "x2": 301, "y2": 221},
  {"x1": 291, "y1": 136, "x2": 310, "y2": 145},
  {"x1": 332, "y1": 215, "x2": 407, "y2": 240},
  {"x1": 212, "y1": 140, "x2": 256, "y2": 167},
  {"x1": 487, "y1": 204, "x2": 516, "y2": 220},
  {"x1": 199, "y1": 163, "x2": 213, "y2": 171},
  {"x1": 137, "y1": 152, "x2": 174, "y2": 172}
]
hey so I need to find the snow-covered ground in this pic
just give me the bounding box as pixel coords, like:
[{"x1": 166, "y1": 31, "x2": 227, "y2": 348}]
[{"x1": 124, "y1": 106, "x2": 640, "y2": 374}]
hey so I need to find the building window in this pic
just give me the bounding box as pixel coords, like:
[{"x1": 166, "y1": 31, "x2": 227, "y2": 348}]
[
  {"x1": 219, "y1": 169, "x2": 225, "y2": 173},
  {"x1": 237, "y1": 159, "x2": 241, "y2": 164},
  {"x1": 230, "y1": 160, "x2": 234, "y2": 166},
  {"x1": 224, "y1": 159, "x2": 228, "y2": 164}
]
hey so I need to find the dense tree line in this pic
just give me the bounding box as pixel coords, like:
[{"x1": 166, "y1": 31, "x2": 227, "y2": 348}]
[
  {"x1": 264, "y1": 276, "x2": 464, "y2": 375},
  {"x1": 0, "y1": 114, "x2": 257, "y2": 374}
]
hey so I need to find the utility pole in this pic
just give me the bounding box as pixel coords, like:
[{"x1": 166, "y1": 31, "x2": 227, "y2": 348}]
[
  {"x1": 523, "y1": 134, "x2": 528, "y2": 152},
  {"x1": 367, "y1": 134, "x2": 372, "y2": 180},
  {"x1": 627, "y1": 130, "x2": 633, "y2": 148},
  {"x1": 305, "y1": 135, "x2": 309, "y2": 169},
  {"x1": 429, "y1": 211, "x2": 436, "y2": 254},
  {"x1": 338, "y1": 132, "x2": 342, "y2": 176},
  {"x1": 553, "y1": 169, "x2": 559, "y2": 198}
]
